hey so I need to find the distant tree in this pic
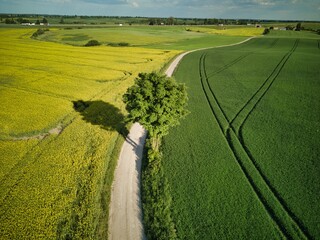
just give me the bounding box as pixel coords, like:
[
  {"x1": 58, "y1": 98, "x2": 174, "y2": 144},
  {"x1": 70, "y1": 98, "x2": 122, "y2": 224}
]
[
  {"x1": 84, "y1": 40, "x2": 101, "y2": 47},
  {"x1": 148, "y1": 18, "x2": 155, "y2": 25},
  {"x1": 36, "y1": 19, "x2": 40, "y2": 25},
  {"x1": 42, "y1": 17, "x2": 48, "y2": 24},
  {"x1": 295, "y1": 22, "x2": 302, "y2": 31},
  {"x1": 167, "y1": 17, "x2": 175, "y2": 25},
  {"x1": 123, "y1": 72, "x2": 189, "y2": 151},
  {"x1": 155, "y1": 18, "x2": 162, "y2": 25},
  {"x1": 59, "y1": 17, "x2": 65, "y2": 24},
  {"x1": 5, "y1": 18, "x2": 16, "y2": 24},
  {"x1": 286, "y1": 25, "x2": 294, "y2": 30},
  {"x1": 32, "y1": 28, "x2": 49, "y2": 38},
  {"x1": 16, "y1": 17, "x2": 23, "y2": 23},
  {"x1": 263, "y1": 28, "x2": 270, "y2": 35}
]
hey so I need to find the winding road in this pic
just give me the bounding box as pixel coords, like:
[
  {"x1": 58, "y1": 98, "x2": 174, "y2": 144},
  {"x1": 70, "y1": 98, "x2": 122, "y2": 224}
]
[{"x1": 108, "y1": 37, "x2": 255, "y2": 240}]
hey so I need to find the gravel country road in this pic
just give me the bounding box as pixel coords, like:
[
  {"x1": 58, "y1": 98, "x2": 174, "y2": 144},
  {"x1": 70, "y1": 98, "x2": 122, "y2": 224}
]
[
  {"x1": 108, "y1": 123, "x2": 147, "y2": 240},
  {"x1": 108, "y1": 36, "x2": 255, "y2": 240},
  {"x1": 107, "y1": 51, "x2": 183, "y2": 240}
]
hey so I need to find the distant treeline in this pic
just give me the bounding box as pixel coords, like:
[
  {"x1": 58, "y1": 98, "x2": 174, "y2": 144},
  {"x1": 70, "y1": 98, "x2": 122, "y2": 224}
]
[{"x1": 1, "y1": 13, "x2": 319, "y2": 28}]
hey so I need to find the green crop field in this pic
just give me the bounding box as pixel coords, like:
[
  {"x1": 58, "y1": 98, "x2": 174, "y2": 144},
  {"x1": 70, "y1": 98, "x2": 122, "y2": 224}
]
[
  {"x1": 37, "y1": 26, "x2": 249, "y2": 50},
  {"x1": 161, "y1": 31, "x2": 320, "y2": 239}
]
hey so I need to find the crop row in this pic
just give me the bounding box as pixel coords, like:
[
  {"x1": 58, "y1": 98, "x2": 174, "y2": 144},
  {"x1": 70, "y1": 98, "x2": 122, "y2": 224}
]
[
  {"x1": 200, "y1": 38, "x2": 313, "y2": 239},
  {"x1": 161, "y1": 36, "x2": 320, "y2": 239},
  {"x1": 0, "y1": 28, "x2": 178, "y2": 239}
]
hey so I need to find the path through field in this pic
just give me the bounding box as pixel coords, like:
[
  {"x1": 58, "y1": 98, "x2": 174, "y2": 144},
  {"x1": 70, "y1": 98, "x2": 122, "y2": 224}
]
[
  {"x1": 108, "y1": 37, "x2": 256, "y2": 240},
  {"x1": 108, "y1": 123, "x2": 147, "y2": 240}
]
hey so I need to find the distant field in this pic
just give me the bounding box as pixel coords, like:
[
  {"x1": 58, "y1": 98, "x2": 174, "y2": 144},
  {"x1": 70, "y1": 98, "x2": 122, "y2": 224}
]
[
  {"x1": 186, "y1": 25, "x2": 265, "y2": 36},
  {"x1": 266, "y1": 29, "x2": 320, "y2": 39},
  {"x1": 263, "y1": 22, "x2": 320, "y2": 30},
  {"x1": 161, "y1": 31, "x2": 320, "y2": 239},
  {"x1": 37, "y1": 26, "x2": 249, "y2": 50}
]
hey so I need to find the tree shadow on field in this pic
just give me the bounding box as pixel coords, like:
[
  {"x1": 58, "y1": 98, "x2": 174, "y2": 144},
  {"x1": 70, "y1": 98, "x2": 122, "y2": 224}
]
[{"x1": 72, "y1": 100, "x2": 129, "y2": 137}]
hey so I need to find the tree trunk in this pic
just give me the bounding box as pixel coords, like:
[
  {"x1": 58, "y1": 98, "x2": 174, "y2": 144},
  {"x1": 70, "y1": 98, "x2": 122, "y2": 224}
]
[{"x1": 151, "y1": 136, "x2": 161, "y2": 152}]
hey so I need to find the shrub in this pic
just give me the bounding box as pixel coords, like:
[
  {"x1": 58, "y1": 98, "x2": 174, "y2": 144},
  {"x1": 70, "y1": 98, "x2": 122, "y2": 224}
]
[
  {"x1": 141, "y1": 139, "x2": 177, "y2": 240},
  {"x1": 263, "y1": 28, "x2": 270, "y2": 35},
  {"x1": 107, "y1": 42, "x2": 130, "y2": 47},
  {"x1": 32, "y1": 28, "x2": 49, "y2": 38},
  {"x1": 84, "y1": 40, "x2": 101, "y2": 47}
]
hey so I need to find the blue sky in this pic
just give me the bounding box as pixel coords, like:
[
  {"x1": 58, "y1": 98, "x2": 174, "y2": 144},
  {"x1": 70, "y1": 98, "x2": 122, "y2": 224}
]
[{"x1": 1, "y1": 0, "x2": 319, "y2": 21}]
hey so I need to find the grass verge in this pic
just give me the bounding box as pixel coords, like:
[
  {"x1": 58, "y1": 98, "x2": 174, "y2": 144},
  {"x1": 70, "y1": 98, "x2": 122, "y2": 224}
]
[{"x1": 141, "y1": 138, "x2": 177, "y2": 240}]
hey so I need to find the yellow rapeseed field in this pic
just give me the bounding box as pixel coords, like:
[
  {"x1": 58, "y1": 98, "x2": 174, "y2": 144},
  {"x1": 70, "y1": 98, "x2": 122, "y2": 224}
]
[
  {"x1": 0, "y1": 28, "x2": 179, "y2": 239},
  {"x1": 187, "y1": 26, "x2": 264, "y2": 36}
]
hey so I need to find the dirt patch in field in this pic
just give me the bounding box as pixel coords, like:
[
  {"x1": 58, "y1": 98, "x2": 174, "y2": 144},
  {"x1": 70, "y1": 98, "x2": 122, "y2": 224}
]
[{"x1": 12, "y1": 124, "x2": 63, "y2": 141}]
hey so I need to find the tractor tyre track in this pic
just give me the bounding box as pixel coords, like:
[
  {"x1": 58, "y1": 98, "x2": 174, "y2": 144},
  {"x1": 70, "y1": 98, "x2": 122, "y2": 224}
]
[
  {"x1": 198, "y1": 38, "x2": 311, "y2": 239},
  {"x1": 230, "y1": 39, "x2": 300, "y2": 135}
]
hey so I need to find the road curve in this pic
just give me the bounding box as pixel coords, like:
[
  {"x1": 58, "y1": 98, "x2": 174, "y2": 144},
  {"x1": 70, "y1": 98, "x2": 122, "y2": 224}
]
[
  {"x1": 107, "y1": 50, "x2": 187, "y2": 240},
  {"x1": 108, "y1": 36, "x2": 255, "y2": 240}
]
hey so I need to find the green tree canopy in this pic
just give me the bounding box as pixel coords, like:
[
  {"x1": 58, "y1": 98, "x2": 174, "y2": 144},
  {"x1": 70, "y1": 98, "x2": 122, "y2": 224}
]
[
  {"x1": 296, "y1": 22, "x2": 302, "y2": 31},
  {"x1": 123, "y1": 72, "x2": 189, "y2": 149}
]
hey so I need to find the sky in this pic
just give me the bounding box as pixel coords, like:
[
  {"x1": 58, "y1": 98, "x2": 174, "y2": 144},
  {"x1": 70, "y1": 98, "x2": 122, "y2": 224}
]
[{"x1": 0, "y1": 0, "x2": 319, "y2": 21}]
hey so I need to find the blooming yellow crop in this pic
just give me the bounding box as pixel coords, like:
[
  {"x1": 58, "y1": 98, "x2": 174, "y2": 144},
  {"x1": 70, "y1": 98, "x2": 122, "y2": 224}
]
[
  {"x1": 187, "y1": 26, "x2": 264, "y2": 36},
  {"x1": 0, "y1": 28, "x2": 180, "y2": 239}
]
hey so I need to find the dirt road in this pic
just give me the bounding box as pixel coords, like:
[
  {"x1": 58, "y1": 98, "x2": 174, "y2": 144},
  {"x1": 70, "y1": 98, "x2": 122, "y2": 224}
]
[
  {"x1": 108, "y1": 53, "x2": 185, "y2": 240},
  {"x1": 108, "y1": 37, "x2": 254, "y2": 240},
  {"x1": 108, "y1": 122, "x2": 147, "y2": 240}
]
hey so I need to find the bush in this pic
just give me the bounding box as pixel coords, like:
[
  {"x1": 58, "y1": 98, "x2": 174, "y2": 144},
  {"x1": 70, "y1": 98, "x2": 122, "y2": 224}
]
[
  {"x1": 107, "y1": 42, "x2": 130, "y2": 47},
  {"x1": 263, "y1": 28, "x2": 270, "y2": 35},
  {"x1": 84, "y1": 40, "x2": 101, "y2": 47},
  {"x1": 5, "y1": 18, "x2": 16, "y2": 24},
  {"x1": 32, "y1": 28, "x2": 49, "y2": 38},
  {"x1": 141, "y1": 139, "x2": 177, "y2": 240}
]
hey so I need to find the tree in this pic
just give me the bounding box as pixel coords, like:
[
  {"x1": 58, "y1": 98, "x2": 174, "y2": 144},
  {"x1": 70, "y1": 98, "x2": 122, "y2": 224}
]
[
  {"x1": 84, "y1": 40, "x2": 101, "y2": 46},
  {"x1": 59, "y1": 17, "x2": 65, "y2": 24},
  {"x1": 296, "y1": 22, "x2": 302, "y2": 31},
  {"x1": 5, "y1": 18, "x2": 16, "y2": 24},
  {"x1": 148, "y1": 18, "x2": 155, "y2": 25},
  {"x1": 167, "y1": 16, "x2": 175, "y2": 25},
  {"x1": 123, "y1": 72, "x2": 189, "y2": 150},
  {"x1": 42, "y1": 17, "x2": 48, "y2": 24},
  {"x1": 263, "y1": 28, "x2": 270, "y2": 35}
]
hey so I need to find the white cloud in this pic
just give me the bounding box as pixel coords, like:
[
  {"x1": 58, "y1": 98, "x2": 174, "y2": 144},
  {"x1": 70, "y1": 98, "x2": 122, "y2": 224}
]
[{"x1": 131, "y1": 1, "x2": 139, "y2": 7}]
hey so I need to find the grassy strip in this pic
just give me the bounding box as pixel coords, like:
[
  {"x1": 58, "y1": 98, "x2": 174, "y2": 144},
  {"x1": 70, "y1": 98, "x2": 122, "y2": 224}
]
[
  {"x1": 141, "y1": 138, "x2": 177, "y2": 240},
  {"x1": 95, "y1": 133, "x2": 125, "y2": 239}
]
